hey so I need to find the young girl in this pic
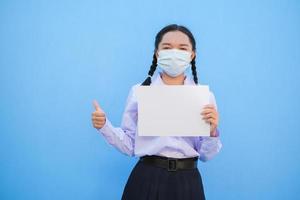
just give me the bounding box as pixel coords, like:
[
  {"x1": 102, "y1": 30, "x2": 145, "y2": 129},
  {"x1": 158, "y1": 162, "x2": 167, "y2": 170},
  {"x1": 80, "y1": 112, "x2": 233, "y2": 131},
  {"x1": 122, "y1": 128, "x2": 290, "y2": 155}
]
[{"x1": 91, "y1": 24, "x2": 222, "y2": 200}]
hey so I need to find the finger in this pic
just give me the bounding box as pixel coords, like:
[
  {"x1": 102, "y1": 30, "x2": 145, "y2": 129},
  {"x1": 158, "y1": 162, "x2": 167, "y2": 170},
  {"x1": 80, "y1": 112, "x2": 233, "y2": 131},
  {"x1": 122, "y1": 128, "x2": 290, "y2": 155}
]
[
  {"x1": 202, "y1": 114, "x2": 216, "y2": 122},
  {"x1": 202, "y1": 113, "x2": 216, "y2": 119},
  {"x1": 93, "y1": 111, "x2": 105, "y2": 117},
  {"x1": 203, "y1": 118, "x2": 216, "y2": 124},
  {"x1": 92, "y1": 116, "x2": 106, "y2": 120},
  {"x1": 201, "y1": 106, "x2": 216, "y2": 113},
  {"x1": 201, "y1": 108, "x2": 216, "y2": 115},
  {"x1": 93, "y1": 100, "x2": 101, "y2": 111},
  {"x1": 92, "y1": 119, "x2": 106, "y2": 125},
  {"x1": 94, "y1": 123, "x2": 105, "y2": 128},
  {"x1": 94, "y1": 122, "x2": 105, "y2": 126},
  {"x1": 92, "y1": 120, "x2": 105, "y2": 125}
]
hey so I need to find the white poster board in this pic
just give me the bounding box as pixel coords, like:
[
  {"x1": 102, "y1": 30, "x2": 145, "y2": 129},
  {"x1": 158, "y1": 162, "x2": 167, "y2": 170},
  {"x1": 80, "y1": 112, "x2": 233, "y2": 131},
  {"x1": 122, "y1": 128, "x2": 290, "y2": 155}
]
[{"x1": 136, "y1": 85, "x2": 210, "y2": 136}]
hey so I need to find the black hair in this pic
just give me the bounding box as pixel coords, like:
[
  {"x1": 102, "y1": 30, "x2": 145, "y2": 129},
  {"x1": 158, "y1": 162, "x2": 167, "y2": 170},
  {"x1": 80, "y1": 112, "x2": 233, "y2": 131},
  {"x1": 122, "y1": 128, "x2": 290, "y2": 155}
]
[{"x1": 141, "y1": 24, "x2": 198, "y2": 86}]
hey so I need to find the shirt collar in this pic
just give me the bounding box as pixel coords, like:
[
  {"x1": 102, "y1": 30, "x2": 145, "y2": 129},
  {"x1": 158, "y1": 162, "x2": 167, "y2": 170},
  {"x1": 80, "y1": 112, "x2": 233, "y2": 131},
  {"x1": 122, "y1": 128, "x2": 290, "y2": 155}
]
[{"x1": 151, "y1": 73, "x2": 196, "y2": 86}]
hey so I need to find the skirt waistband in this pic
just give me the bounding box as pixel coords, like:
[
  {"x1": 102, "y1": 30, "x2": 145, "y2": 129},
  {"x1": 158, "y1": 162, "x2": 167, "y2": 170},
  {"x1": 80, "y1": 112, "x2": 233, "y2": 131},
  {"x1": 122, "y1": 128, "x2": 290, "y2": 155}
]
[{"x1": 139, "y1": 155, "x2": 198, "y2": 171}]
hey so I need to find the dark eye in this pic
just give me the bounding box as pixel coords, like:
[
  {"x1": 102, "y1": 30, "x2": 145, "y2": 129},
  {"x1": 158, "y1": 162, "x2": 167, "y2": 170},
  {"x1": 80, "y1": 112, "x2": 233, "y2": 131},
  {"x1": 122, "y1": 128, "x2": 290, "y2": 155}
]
[
  {"x1": 180, "y1": 48, "x2": 187, "y2": 51},
  {"x1": 162, "y1": 46, "x2": 171, "y2": 49}
]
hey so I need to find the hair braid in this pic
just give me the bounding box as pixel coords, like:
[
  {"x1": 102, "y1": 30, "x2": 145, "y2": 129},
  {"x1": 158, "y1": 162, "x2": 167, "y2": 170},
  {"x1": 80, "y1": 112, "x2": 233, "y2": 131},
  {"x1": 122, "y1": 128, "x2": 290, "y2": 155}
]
[
  {"x1": 141, "y1": 53, "x2": 157, "y2": 86},
  {"x1": 191, "y1": 57, "x2": 198, "y2": 84}
]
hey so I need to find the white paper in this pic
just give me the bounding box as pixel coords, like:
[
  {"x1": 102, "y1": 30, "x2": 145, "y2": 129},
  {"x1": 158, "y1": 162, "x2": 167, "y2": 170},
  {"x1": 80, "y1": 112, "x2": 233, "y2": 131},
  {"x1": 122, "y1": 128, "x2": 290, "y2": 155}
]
[{"x1": 136, "y1": 85, "x2": 210, "y2": 136}]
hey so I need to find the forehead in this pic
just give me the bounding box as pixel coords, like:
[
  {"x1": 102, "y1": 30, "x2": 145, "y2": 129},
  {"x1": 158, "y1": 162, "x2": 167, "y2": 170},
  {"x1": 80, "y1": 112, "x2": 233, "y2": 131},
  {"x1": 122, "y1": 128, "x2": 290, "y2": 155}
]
[{"x1": 160, "y1": 31, "x2": 191, "y2": 45}]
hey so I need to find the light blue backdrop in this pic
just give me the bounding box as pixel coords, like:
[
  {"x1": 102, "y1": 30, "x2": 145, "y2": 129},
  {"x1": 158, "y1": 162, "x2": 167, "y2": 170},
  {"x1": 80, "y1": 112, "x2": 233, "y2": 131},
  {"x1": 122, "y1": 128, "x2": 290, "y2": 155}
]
[{"x1": 1, "y1": 0, "x2": 299, "y2": 199}]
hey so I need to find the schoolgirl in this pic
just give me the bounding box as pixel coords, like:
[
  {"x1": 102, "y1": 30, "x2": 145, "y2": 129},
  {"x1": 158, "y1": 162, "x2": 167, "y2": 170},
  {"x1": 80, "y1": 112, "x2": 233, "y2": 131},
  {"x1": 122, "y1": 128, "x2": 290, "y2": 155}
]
[{"x1": 92, "y1": 24, "x2": 222, "y2": 200}]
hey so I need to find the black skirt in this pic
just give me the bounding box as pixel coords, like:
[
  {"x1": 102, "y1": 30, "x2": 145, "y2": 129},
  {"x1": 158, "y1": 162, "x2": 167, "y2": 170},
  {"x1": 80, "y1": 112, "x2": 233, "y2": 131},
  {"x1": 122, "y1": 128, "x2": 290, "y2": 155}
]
[{"x1": 121, "y1": 159, "x2": 206, "y2": 200}]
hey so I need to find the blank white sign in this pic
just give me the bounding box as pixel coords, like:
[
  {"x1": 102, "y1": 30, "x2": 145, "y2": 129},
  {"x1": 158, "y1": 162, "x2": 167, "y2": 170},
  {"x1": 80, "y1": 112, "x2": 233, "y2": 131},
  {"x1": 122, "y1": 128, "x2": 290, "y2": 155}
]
[{"x1": 136, "y1": 85, "x2": 210, "y2": 136}]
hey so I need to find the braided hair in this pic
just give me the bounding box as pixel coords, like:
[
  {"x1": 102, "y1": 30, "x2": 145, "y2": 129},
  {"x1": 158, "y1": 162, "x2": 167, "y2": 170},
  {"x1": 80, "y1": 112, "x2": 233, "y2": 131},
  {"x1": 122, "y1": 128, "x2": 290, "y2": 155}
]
[{"x1": 141, "y1": 24, "x2": 198, "y2": 86}]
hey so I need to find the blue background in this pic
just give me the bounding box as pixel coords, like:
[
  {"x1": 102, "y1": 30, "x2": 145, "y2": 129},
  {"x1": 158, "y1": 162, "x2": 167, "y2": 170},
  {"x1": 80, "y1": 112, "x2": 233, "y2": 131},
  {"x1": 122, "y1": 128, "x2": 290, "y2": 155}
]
[{"x1": 1, "y1": 0, "x2": 299, "y2": 199}]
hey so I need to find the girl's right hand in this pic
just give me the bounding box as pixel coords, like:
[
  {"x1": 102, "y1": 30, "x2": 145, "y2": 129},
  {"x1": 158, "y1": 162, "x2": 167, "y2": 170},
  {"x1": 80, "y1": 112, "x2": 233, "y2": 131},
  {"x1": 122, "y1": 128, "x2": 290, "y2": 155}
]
[{"x1": 92, "y1": 100, "x2": 106, "y2": 129}]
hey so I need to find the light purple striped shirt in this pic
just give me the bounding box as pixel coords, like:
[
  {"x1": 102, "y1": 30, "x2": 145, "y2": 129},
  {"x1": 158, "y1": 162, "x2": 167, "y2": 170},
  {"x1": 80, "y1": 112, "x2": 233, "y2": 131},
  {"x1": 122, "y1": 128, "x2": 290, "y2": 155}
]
[{"x1": 98, "y1": 74, "x2": 222, "y2": 161}]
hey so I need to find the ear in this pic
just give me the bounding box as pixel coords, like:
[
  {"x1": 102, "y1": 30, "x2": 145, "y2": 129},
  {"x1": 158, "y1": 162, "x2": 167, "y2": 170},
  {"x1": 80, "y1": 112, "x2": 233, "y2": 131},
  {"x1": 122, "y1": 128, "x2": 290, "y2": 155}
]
[
  {"x1": 191, "y1": 51, "x2": 196, "y2": 60},
  {"x1": 155, "y1": 50, "x2": 159, "y2": 58}
]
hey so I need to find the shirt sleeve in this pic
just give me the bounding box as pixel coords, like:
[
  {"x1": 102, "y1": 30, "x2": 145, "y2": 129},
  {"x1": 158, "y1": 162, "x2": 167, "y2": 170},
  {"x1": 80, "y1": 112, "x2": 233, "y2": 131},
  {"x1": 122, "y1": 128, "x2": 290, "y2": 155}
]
[
  {"x1": 96, "y1": 85, "x2": 138, "y2": 156},
  {"x1": 196, "y1": 91, "x2": 223, "y2": 162}
]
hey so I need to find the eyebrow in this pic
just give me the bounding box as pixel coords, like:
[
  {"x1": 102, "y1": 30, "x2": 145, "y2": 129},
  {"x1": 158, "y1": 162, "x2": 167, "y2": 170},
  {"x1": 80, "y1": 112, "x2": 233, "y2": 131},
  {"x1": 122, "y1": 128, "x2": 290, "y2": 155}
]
[
  {"x1": 161, "y1": 43, "x2": 190, "y2": 46},
  {"x1": 161, "y1": 43, "x2": 172, "y2": 46}
]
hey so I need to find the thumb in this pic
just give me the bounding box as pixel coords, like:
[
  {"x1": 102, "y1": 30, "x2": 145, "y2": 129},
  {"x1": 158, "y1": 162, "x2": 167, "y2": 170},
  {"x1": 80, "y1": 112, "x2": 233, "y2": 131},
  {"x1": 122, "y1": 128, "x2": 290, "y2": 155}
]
[{"x1": 93, "y1": 100, "x2": 102, "y2": 111}]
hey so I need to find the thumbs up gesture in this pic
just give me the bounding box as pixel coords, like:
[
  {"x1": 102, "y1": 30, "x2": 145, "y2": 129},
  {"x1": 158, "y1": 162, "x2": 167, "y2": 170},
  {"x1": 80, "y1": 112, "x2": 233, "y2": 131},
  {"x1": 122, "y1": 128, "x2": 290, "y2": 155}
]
[{"x1": 92, "y1": 100, "x2": 106, "y2": 129}]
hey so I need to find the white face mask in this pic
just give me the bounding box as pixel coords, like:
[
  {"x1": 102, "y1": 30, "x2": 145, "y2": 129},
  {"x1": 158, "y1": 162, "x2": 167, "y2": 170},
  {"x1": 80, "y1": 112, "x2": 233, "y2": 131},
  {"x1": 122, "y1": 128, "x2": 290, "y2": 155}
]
[{"x1": 157, "y1": 49, "x2": 192, "y2": 77}]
